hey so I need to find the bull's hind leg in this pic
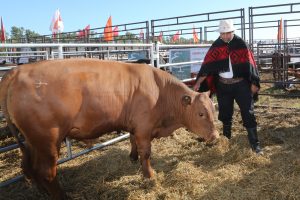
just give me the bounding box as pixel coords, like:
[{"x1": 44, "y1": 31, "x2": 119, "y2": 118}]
[
  {"x1": 24, "y1": 129, "x2": 67, "y2": 200},
  {"x1": 32, "y1": 145, "x2": 67, "y2": 200},
  {"x1": 129, "y1": 134, "x2": 138, "y2": 161}
]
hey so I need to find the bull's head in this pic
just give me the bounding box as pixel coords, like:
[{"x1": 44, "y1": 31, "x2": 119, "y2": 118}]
[{"x1": 181, "y1": 92, "x2": 219, "y2": 142}]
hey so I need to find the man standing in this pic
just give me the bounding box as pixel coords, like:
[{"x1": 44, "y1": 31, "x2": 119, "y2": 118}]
[{"x1": 193, "y1": 19, "x2": 262, "y2": 154}]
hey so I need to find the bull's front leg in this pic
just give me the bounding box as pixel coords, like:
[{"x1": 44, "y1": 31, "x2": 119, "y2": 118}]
[{"x1": 135, "y1": 133, "x2": 154, "y2": 178}]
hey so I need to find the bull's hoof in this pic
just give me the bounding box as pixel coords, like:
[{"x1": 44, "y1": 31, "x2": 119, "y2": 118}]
[
  {"x1": 205, "y1": 142, "x2": 215, "y2": 148},
  {"x1": 143, "y1": 169, "x2": 154, "y2": 179},
  {"x1": 51, "y1": 192, "x2": 69, "y2": 200},
  {"x1": 196, "y1": 137, "x2": 205, "y2": 143},
  {"x1": 62, "y1": 192, "x2": 70, "y2": 200},
  {"x1": 36, "y1": 183, "x2": 48, "y2": 195},
  {"x1": 129, "y1": 153, "x2": 138, "y2": 162}
]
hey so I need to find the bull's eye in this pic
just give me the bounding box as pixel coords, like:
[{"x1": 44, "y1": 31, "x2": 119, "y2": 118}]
[{"x1": 199, "y1": 113, "x2": 204, "y2": 117}]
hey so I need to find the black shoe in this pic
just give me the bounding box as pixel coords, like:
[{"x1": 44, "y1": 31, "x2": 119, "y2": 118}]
[
  {"x1": 223, "y1": 124, "x2": 231, "y2": 139},
  {"x1": 254, "y1": 145, "x2": 263, "y2": 155},
  {"x1": 246, "y1": 127, "x2": 263, "y2": 155}
]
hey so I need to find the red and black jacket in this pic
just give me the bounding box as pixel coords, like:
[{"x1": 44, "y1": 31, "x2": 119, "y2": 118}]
[{"x1": 196, "y1": 35, "x2": 260, "y2": 93}]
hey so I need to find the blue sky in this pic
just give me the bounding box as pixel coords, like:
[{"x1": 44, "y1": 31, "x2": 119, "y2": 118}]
[{"x1": 1, "y1": 0, "x2": 299, "y2": 40}]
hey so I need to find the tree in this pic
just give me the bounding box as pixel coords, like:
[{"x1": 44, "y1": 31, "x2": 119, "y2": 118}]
[
  {"x1": 10, "y1": 26, "x2": 40, "y2": 43},
  {"x1": 59, "y1": 32, "x2": 77, "y2": 42},
  {"x1": 10, "y1": 26, "x2": 25, "y2": 41},
  {"x1": 25, "y1": 29, "x2": 40, "y2": 39}
]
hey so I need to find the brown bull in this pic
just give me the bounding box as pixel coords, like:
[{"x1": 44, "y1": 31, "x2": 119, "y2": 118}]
[{"x1": 0, "y1": 59, "x2": 218, "y2": 199}]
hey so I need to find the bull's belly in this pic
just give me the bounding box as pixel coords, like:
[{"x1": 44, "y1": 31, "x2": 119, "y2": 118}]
[{"x1": 67, "y1": 123, "x2": 128, "y2": 140}]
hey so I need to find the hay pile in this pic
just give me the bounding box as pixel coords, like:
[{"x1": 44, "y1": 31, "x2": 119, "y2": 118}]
[{"x1": 1, "y1": 96, "x2": 300, "y2": 200}]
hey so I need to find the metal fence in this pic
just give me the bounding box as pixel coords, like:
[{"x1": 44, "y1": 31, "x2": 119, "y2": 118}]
[
  {"x1": 7, "y1": 21, "x2": 150, "y2": 44},
  {"x1": 151, "y1": 8, "x2": 245, "y2": 43},
  {"x1": 249, "y1": 2, "x2": 300, "y2": 49}
]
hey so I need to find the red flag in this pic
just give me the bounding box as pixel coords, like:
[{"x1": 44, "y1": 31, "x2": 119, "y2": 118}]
[
  {"x1": 193, "y1": 27, "x2": 199, "y2": 43},
  {"x1": 84, "y1": 24, "x2": 90, "y2": 37},
  {"x1": 104, "y1": 16, "x2": 113, "y2": 41},
  {"x1": 139, "y1": 29, "x2": 144, "y2": 40},
  {"x1": 77, "y1": 30, "x2": 85, "y2": 38},
  {"x1": 77, "y1": 25, "x2": 90, "y2": 39},
  {"x1": 172, "y1": 31, "x2": 180, "y2": 42},
  {"x1": 158, "y1": 31, "x2": 163, "y2": 42},
  {"x1": 0, "y1": 17, "x2": 5, "y2": 43},
  {"x1": 113, "y1": 26, "x2": 119, "y2": 37},
  {"x1": 277, "y1": 18, "x2": 283, "y2": 43}
]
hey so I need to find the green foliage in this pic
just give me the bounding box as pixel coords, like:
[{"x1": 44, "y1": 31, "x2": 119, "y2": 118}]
[
  {"x1": 10, "y1": 26, "x2": 25, "y2": 41},
  {"x1": 10, "y1": 26, "x2": 40, "y2": 42},
  {"x1": 25, "y1": 29, "x2": 40, "y2": 39}
]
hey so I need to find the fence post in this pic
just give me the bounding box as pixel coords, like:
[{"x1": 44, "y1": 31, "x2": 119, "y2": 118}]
[
  {"x1": 58, "y1": 45, "x2": 63, "y2": 59},
  {"x1": 45, "y1": 51, "x2": 49, "y2": 60},
  {"x1": 150, "y1": 44, "x2": 155, "y2": 67},
  {"x1": 155, "y1": 42, "x2": 160, "y2": 68}
]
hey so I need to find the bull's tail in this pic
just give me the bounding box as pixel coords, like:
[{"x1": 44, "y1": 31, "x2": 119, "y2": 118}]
[{"x1": 0, "y1": 68, "x2": 26, "y2": 153}]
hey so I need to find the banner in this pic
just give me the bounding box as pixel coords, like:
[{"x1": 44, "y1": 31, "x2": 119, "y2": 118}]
[{"x1": 169, "y1": 47, "x2": 210, "y2": 80}]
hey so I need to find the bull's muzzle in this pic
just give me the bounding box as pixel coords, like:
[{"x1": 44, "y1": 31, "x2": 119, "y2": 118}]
[{"x1": 206, "y1": 130, "x2": 219, "y2": 143}]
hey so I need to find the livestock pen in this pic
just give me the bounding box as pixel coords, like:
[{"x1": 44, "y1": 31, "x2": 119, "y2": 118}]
[{"x1": 1, "y1": 2, "x2": 300, "y2": 199}]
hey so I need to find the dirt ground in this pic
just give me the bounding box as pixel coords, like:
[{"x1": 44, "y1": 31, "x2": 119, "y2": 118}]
[{"x1": 0, "y1": 82, "x2": 300, "y2": 200}]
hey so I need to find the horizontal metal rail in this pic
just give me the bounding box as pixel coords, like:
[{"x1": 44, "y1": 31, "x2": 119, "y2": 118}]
[
  {"x1": 158, "y1": 44, "x2": 211, "y2": 49},
  {"x1": 52, "y1": 49, "x2": 149, "y2": 55},
  {"x1": 0, "y1": 142, "x2": 23, "y2": 153},
  {"x1": 255, "y1": 104, "x2": 300, "y2": 110},
  {"x1": 0, "y1": 51, "x2": 49, "y2": 61},
  {"x1": 0, "y1": 66, "x2": 16, "y2": 70},
  {"x1": 58, "y1": 133, "x2": 130, "y2": 164},
  {"x1": 260, "y1": 80, "x2": 300, "y2": 84},
  {"x1": 0, "y1": 43, "x2": 154, "y2": 48},
  {"x1": 0, "y1": 51, "x2": 48, "y2": 55},
  {"x1": 0, "y1": 133, "x2": 130, "y2": 188},
  {"x1": 182, "y1": 77, "x2": 196, "y2": 83},
  {"x1": 0, "y1": 55, "x2": 47, "y2": 58},
  {"x1": 160, "y1": 60, "x2": 203, "y2": 68},
  {"x1": 259, "y1": 68, "x2": 300, "y2": 72},
  {"x1": 259, "y1": 93, "x2": 300, "y2": 97}
]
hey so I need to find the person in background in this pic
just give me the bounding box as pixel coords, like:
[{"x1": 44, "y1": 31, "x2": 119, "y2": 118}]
[{"x1": 193, "y1": 19, "x2": 263, "y2": 154}]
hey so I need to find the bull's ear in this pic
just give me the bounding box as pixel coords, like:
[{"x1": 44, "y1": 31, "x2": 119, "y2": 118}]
[
  {"x1": 181, "y1": 95, "x2": 192, "y2": 106},
  {"x1": 201, "y1": 91, "x2": 210, "y2": 98}
]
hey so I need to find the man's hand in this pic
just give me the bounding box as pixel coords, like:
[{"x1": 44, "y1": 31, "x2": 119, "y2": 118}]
[
  {"x1": 193, "y1": 76, "x2": 206, "y2": 91},
  {"x1": 193, "y1": 81, "x2": 201, "y2": 91},
  {"x1": 251, "y1": 84, "x2": 259, "y2": 94}
]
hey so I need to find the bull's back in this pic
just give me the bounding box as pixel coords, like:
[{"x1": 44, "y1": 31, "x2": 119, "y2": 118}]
[{"x1": 7, "y1": 59, "x2": 161, "y2": 137}]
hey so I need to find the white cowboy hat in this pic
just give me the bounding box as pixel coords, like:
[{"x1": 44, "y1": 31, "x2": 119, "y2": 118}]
[{"x1": 218, "y1": 19, "x2": 236, "y2": 33}]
